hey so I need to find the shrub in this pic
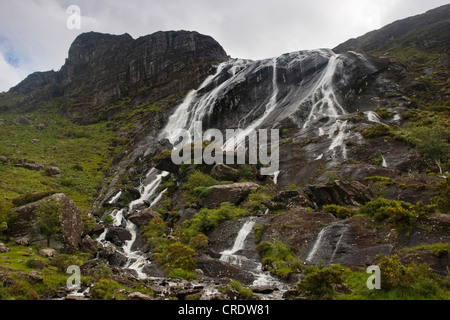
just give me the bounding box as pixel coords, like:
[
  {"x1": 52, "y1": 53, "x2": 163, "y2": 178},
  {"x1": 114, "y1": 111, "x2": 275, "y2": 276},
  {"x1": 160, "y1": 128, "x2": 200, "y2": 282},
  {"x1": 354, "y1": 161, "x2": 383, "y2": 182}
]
[
  {"x1": 247, "y1": 188, "x2": 271, "y2": 214},
  {"x1": 183, "y1": 170, "x2": 220, "y2": 203},
  {"x1": 36, "y1": 199, "x2": 63, "y2": 246},
  {"x1": 189, "y1": 233, "x2": 209, "y2": 250},
  {"x1": 322, "y1": 204, "x2": 353, "y2": 219},
  {"x1": 361, "y1": 124, "x2": 393, "y2": 139},
  {"x1": 256, "y1": 241, "x2": 302, "y2": 280},
  {"x1": 297, "y1": 265, "x2": 346, "y2": 300},
  {"x1": 433, "y1": 179, "x2": 450, "y2": 213},
  {"x1": 376, "y1": 254, "x2": 414, "y2": 290},
  {"x1": 220, "y1": 280, "x2": 257, "y2": 300},
  {"x1": 359, "y1": 197, "x2": 414, "y2": 225},
  {"x1": 154, "y1": 242, "x2": 197, "y2": 272},
  {"x1": 184, "y1": 202, "x2": 246, "y2": 236},
  {"x1": 90, "y1": 279, "x2": 124, "y2": 300},
  {"x1": 0, "y1": 197, "x2": 14, "y2": 231}
]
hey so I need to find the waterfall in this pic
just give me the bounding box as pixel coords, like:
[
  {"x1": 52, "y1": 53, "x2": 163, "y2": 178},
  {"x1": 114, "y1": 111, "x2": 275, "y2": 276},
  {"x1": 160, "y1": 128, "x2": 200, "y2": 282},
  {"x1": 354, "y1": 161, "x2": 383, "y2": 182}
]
[
  {"x1": 97, "y1": 168, "x2": 169, "y2": 279},
  {"x1": 220, "y1": 219, "x2": 256, "y2": 267},
  {"x1": 382, "y1": 156, "x2": 388, "y2": 168},
  {"x1": 305, "y1": 221, "x2": 348, "y2": 265}
]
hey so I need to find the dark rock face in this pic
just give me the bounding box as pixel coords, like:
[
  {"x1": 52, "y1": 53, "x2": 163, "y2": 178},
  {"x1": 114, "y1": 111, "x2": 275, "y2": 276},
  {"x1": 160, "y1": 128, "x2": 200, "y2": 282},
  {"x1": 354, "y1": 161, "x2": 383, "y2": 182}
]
[
  {"x1": 306, "y1": 180, "x2": 373, "y2": 207},
  {"x1": 105, "y1": 227, "x2": 132, "y2": 246}
]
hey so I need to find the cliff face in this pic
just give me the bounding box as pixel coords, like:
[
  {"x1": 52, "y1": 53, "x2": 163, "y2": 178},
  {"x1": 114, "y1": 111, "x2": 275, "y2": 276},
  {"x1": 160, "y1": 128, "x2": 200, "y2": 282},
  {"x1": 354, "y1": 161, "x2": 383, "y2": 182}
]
[{"x1": 10, "y1": 30, "x2": 229, "y2": 124}]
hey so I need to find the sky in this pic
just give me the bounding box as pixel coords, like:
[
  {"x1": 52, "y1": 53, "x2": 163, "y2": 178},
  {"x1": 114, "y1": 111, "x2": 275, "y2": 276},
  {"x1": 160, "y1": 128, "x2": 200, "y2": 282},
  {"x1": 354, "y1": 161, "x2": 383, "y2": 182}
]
[{"x1": 0, "y1": 0, "x2": 449, "y2": 92}]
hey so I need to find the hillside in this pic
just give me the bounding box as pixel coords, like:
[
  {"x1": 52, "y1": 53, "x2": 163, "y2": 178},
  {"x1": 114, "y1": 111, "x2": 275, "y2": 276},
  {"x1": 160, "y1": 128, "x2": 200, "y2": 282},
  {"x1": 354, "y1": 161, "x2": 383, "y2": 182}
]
[{"x1": 0, "y1": 5, "x2": 449, "y2": 301}]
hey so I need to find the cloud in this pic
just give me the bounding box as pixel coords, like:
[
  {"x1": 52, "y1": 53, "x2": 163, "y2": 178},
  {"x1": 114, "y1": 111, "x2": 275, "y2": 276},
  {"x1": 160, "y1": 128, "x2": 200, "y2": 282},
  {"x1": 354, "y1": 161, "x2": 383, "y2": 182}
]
[
  {"x1": 0, "y1": 0, "x2": 448, "y2": 92},
  {"x1": 0, "y1": 51, "x2": 22, "y2": 93}
]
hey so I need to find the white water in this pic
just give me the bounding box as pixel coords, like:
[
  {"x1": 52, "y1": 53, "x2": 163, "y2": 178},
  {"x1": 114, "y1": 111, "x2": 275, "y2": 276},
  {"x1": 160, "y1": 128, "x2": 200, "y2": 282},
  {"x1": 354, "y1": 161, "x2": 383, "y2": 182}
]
[
  {"x1": 382, "y1": 156, "x2": 388, "y2": 168},
  {"x1": 306, "y1": 226, "x2": 329, "y2": 263},
  {"x1": 97, "y1": 168, "x2": 169, "y2": 279},
  {"x1": 220, "y1": 219, "x2": 256, "y2": 267},
  {"x1": 108, "y1": 190, "x2": 122, "y2": 204}
]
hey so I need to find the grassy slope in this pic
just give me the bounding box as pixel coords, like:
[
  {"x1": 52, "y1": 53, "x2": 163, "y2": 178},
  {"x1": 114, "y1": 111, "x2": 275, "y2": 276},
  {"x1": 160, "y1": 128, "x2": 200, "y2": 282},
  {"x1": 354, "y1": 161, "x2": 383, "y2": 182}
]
[{"x1": 0, "y1": 96, "x2": 115, "y2": 211}]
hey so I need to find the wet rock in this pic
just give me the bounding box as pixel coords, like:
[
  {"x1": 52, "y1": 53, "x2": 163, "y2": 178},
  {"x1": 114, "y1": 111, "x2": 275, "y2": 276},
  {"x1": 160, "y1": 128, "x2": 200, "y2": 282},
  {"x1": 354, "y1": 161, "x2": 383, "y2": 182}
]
[
  {"x1": 128, "y1": 208, "x2": 159, "y2": 227},
  {"x1": 141, "y1": 262, "x2": 165, "y2": 278},
  {"x1": 105, "y1": 227, "x2": 132, "y2": 246},
  {"x1": 200, "y1": 182, "x2": 260, "y2": 208},
  {"x1": 306, "y1": 180, "x2": 373, "y2": 207},
  {"x1": 99, "y1": 246, "x2": 128, "y2": 267},
  {"x1": 196, "y1": 255, "x2": 256, "y2": 285}
]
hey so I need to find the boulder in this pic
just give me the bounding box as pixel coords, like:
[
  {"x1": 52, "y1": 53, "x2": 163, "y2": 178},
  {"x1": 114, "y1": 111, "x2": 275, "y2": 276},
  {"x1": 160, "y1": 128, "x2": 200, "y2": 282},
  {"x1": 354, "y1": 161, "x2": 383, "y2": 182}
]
[
  {"x1": 270, "y1": 190, "x2": 314, "y2": 209},
  {"x1": 45, "y1": 166, "x2": 61, "y2": 178},
  {"x1": 211, "y1": 164, "x2": 240, "y2": 182},
  {"x1": 306, "y1": 180, "x2": 373, "y2": 207},
  {"x1": 128, "y1": 208, "x2": 160, "y2": 227},
  {"x1": 99, "y1": 246, "x2": 128, "y2": 267},
  {"x1": 127, "y1": 292, "x2": 153, "y2": 300},
  {"x1": 38, "y1": 248, "x2": 56, "y2": 258},
  {"x1": 105, "y1": 227, "x2": 132, "y2": 246},
  {"x1": 80, "y1": 235, "x2": 99, "y2": 255},
  {"x1": 8, "y1": 193, "x2": 84, "y2": 253},
  {"x1": 15, "y1": 162, "x2": 45, "y2": 171},
  {"x1": 200, "y1": 182, "x2": 260, "y2": 208},
  {"x1": 0, "y1": 242, "x2": 9, "y2": 253}
]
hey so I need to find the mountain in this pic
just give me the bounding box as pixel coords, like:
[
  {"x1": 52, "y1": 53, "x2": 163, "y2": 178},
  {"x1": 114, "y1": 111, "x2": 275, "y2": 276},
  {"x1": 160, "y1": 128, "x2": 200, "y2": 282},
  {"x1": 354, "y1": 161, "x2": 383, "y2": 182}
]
[{"x1": 0, "y1": 5, "x2": 449, "y2": 301}]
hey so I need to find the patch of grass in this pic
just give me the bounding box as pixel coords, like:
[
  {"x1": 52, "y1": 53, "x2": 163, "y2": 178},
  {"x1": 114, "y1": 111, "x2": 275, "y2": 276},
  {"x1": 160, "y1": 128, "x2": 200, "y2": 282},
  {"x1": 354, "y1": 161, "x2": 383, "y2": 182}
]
[{"x1": 256, "y1": 241, "x2": 302, "y2": 280}]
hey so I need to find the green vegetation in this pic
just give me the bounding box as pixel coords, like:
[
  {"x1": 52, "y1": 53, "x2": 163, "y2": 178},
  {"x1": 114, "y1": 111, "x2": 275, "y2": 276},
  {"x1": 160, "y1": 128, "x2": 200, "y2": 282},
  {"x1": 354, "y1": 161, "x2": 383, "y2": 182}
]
[
  {"x1": 256, "y1": 241, "x2": 302, "y2": 280},
  {"x1": 0, "y1": 100, "x2": 116, "y2": 210},
  {"x1": 399, "y1": 126, "x2": 449, "y2": 174},
  {"x1": 182, "y1": 170, "x2": 221, "y2": 204},
  {"x1": 36, "y1": 199, "x2": 63, "y2": 246},
  {"x1": 0, "y1": 197, "x2": 14, "y2": 231},
  {"x1": 361, "y1": 124, "x2": 393, "y2": 139},
  {"x1": 154, "y1": 242, "x2": 198, "y2": 280},
  {"x1": 358, "y1": 197, "x2": 436, "y2": 226},
  {"x1": 0, "y1": 244, "x2": 91, "y2": 300},
  {"x1": 219, "y1": 280, "x2": 257, "y2": 300},
  {"x1": 297, "y1": 264, "x2": 348, "y2": 300},
  {"x1": 183, "y1": 202, "x2": 246, "y2": 237},
  {"x1": 322, "y1": 204, "x2": 353, "y2": 219}
]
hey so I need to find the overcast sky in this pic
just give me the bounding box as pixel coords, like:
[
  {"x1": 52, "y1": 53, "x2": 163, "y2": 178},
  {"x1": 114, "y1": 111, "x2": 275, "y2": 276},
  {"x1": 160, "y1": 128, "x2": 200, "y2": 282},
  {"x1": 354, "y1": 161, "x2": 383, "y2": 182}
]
[{"x1": 0, "y1": 0, "x2": 448, "y2": 92}]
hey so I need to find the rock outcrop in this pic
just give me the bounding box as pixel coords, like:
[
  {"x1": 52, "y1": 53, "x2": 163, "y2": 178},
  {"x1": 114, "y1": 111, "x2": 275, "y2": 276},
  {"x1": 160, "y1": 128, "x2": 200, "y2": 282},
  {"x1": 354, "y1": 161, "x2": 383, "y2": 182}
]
[
  {"x1": 199, "y1": 182, "x2": 260, "y2": 208},
  {"x1": 8, "y1": 193, "x2": 84, "y2": 253},
  {"x1": 306, "y1": 180, "x2": 373, "y2": 207}
]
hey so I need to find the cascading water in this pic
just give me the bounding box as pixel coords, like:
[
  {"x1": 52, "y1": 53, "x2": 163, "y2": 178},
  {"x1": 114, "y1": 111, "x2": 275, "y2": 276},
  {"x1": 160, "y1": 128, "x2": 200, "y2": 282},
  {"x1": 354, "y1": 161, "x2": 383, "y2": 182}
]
[
  {"x1": 219, "y1": 217, "x2": 289, "y2": 299},
  {"x1": 305, "y1": 220, "x2": 348, "y2": 265},
  {"x1": 97, "y1": 168, "x2": 168, "y2": 278}
]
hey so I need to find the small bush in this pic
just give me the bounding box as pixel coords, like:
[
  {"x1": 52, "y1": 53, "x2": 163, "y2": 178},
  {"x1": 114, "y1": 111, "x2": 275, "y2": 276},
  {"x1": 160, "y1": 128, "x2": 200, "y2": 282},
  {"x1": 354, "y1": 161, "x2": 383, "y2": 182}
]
[
  {"x1": 90, "y1": 279, "x2": 125, "y2": 300},
  {"x1": 154, "y1": 242, "x2": 197, "y2": 275},
  {"x1": 323, "y1": 204, "x2": 353, "y2": 219},
  {"x1": 297, "y1": 265, "x2": 346, "y2": 300},
  {"x1": 361, "y1": 125, "x2": 393, "y2": 139},
  {"x1": 220, "y1": 280, "x2": 257, "y2": 300},
  {"x1": 256, "y1": 241, "x2": 302, "y2": 279},
  {"x1": 184, "y1": 202, "x2": 246, "y2": 236},
  {"x1": 359, "y1": 197, "x2": 414, "y2": 225}
]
